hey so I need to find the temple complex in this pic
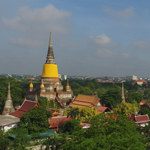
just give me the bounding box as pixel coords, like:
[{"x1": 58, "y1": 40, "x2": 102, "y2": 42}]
[
  {"x1": 2, "y1": 83, "x2": 15, "y2": 115},
  {"x1": 27, "y1": 32, "x2": 73, "y2": 107}
]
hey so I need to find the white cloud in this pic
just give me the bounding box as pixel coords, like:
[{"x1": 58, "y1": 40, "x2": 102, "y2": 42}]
[
  {"x1": 89, "y1": 34, "x2": 117, "y2": 48},
  {"x1": 88, "y1": 34, "x2": 130, "y2": 59},
  {"x1": 104, "y1": 7, "x2": 135, "y2": 18},
  {"x1": 2, "y1": 5, "x2": 72, "y2": 36},
  {"x1": 131, "y1": 41, "x2": 150, "y2": 49},
  {"x1": 97, "y1": 48, "x2": 115, "y2": 58}
]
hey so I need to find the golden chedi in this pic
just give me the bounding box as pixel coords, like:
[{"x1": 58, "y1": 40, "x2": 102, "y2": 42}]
[{"x1": 27, "y1": 32, "x2": 73, "y2": 108}]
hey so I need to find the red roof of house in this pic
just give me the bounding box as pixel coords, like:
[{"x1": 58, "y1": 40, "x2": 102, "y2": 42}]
[
  {"x1": 135, "y1": 115, "x2": 149, "y2": 122},
  {"x1": 128, "y1": 114, "x2": 135, "y2": 121},
  {"x1": 96, "y1": 106, "x2": 111, "y2": 114},
  {"x1": 49, "y1": 116, "x2": 72, "y2": 129},
  {"x1": 10, "y1": 99, "x2": 40, "y2": 118}
]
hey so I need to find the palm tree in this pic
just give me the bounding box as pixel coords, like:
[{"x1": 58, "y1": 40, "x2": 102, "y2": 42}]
[{"x1": 67, "y1": 107, "x2": 79, "y2": 120}]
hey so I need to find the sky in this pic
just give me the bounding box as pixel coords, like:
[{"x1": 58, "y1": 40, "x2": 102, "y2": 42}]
[{"x1": 0, "y1": 0, "x2": 150, "y2": 77}]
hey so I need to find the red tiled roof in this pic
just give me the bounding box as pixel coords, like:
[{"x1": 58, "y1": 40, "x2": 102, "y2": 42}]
[
  {"x1": 69, "y1": 95, "x2": 102, "y2": 108},
  {"x1": 128, "y1": 114, "x2": 135, "y2": 121},
  {"x1": 96, "y1": 106, "x2": 111, "y2": 114},
  {"x1": 9, "y1": 110, "x2": 25, "y2": 118},
  {"x1": 135, "y1": 115, "x2": 149, "y2": 122},
  {"x1": 49, "y1": 116, "x2": 72, "y2": 129},
  {"x1": 10, "y1": 99, "x2": 40, "y2": 118}
]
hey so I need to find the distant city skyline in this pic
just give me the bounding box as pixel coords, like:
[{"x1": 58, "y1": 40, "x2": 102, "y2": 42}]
[{"x1": 0, "y1": 0, "x2": 150, "y2": 77}]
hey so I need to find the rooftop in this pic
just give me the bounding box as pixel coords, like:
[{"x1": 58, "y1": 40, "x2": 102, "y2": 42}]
[
  {"x1": 0, "y1": 115, "x2": 20, "y2": 126},
  {"x1": 69, "y1": 94, "x2": 101, "y2": 108},
  {"x1": 10, "y1": 98, "x2": 40, "y2": 118}
]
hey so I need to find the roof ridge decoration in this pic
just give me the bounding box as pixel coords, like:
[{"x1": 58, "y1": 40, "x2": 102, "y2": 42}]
[
  {"x1": 25, "y1": 100, "x2": 37, "y2": 103},
  {"x1": 46, "y1": 32, "x2": 55, "y2": 64}
]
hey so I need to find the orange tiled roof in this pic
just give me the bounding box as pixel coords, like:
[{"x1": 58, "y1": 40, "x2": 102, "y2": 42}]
[
  {"x1": 138, "y1": 100, "x2": 147, "y2": 106},
  {"x1": 128, "y1": 114, "x2": 135, "y2": 121},
  {"x1": 49, "y1": 116, "x2": 72, "y2": 129},
  {"x1": 10, "y1": 99, "x2": 40, "y2": 118},
  {"x1": 69, "y1": 95, "x2": 101, "y2": 108},
  {"x1": 96, "y1": 106, "x2": 111, "y2": 114}
]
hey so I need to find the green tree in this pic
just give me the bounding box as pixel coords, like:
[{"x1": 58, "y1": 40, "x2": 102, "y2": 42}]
[
  {"x1": 113, "y1": 102, "x2": 138, "y2": 117},
  {"x1": 62, "y1": 114, "x2": 147, "y2": 150},
  {"x1": 139, "y1": 108, "x2": 150, "y2": 117},
  {"x1": 13, "y1": 128, "x2": 31, "y2": 150},
  {"x1": 62, "y1": 119, "x2": 82, "y2": 133},
  {"x1": 144, "y1": 89, "x2": 150, "y2": 99},
  {"x1": 0, "y1": 129, "x2": 10, "y2": 150},
  {"x1": 126, "y1": 92, "x2": 143, "y2": 103},
  {"x1": 101, "y1": 89, "x2": 122, "y2": 108},
  {"x1": 42, "y1": 134, "x2": 65, "y2": 150},
  {"x1": 20, "y1": 106, "x2": 52, "y2": 134},
  {"x1": 64, "y1": 107, "x2": 80, "y2": 120}
]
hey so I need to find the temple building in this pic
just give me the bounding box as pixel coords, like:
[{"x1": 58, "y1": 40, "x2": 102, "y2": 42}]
[
  {"x1": 2, "y1": 82, "x2": 15, "y2": 115},
  {"x1": 27, "y1": 32, "x2": 73, "y2": 107}
]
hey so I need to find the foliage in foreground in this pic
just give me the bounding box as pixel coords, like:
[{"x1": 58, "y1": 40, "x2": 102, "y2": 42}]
[
  {"x1": 19, "y1": 106, "x2": 52, "y2": 134},
  {"x1": 62, "y1": 114, "x2": 147, "y2": 150},
  {"x1": 0, "y1": 129, "x2": 10, "y2": 150}
]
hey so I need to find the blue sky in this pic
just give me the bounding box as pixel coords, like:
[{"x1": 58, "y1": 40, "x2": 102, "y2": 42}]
[{"x1": 0, "y1": 0, "x2": 150, "y2": 77}]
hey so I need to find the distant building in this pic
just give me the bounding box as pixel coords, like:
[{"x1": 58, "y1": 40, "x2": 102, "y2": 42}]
[
  {"x1": 61, "y1": 75, "x2": 67, "y2": 80},
  {"x1": 126, "y1": 75, "x2": 138, "y2": 81},
  {"x1": 134, "y1": 80, "x2": 147, "y2": 86}
]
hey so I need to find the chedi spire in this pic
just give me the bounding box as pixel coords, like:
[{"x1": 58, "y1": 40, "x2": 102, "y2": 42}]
[
  {"x1": 2, "y1": 82, "x2": 15, "y2": 115},
  {"x1": 46, "y1": 32, "x2": 55, "y2": 64}
]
